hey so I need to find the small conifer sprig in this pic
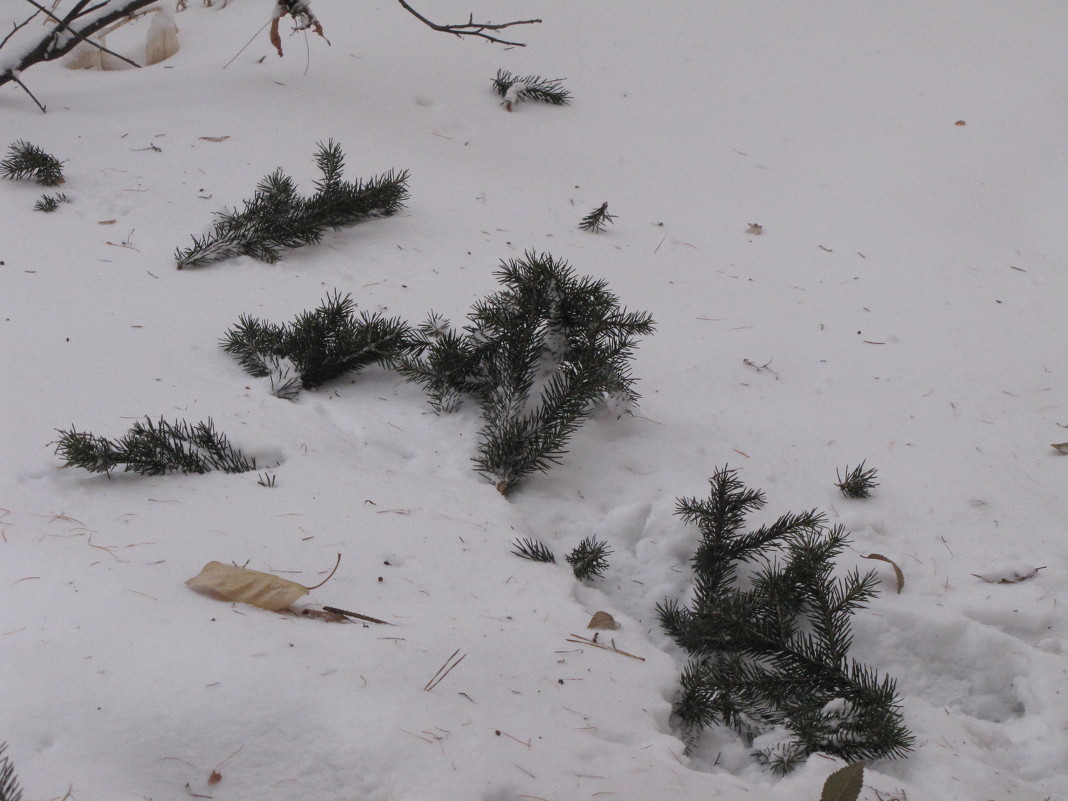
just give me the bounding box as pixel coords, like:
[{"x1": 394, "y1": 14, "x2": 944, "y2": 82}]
[
  {"x1": 836, "y1": 461, "x2": 879, "y2": 498},
  {"x1": 657, "y1": 466, "x2": 913, "y2": 773},
  {"x1": 1, "y1": 140, "x2": 64, "y2": 186},
  {"x1": 566, "y1": 535, "x2": 612, "y2": 580},
  {"x1": 33, "y1": 192, "x2": 70, "y2": 212},
  {"x1": 221, "y1": 291, "x2": 412, "y2": 398},
  {"x1": 511, "y1": 537, "x2": 556, "y2": 563},
  {"x1": 579, "y1": 202, "x2": 616, "y2": 233},
  {"x1": 54, "y1": 417, "x2": 256, "y2": 476},
  {"x1": 394, "y1": 251, "x2": 655, "y2": 494},
  {"x1": 492, "y1": 69, "x2": 571, "y2": 110},
  {"x1": 176, "y1": 140, "x2": 409, "y2": 268},
  {"x1": 0, "y1": 742, "x2": 23, "y2": 801}
]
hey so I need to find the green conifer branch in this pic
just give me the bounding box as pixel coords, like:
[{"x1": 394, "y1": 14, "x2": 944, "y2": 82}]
[
  {"x1": 1, "y1": 140, "x2": 64, "y2": 185},
  {"x1": 657, "y1": 466, "x2": 913, "y2": 773},
  {"x1": 0, "y1": 743, "x2": 23, "y2": 801},
  {"x1": 54, "y1": 417, "x2": 255, "y2": 476},
  {"x1": 395, "y1": 251, "x2": 654, "y2": 493},
  {"x1": 492, "y1": 69, "x2": 571, "y2": 108},
  {"x1": 511, "y1": 537, "x2": 556, "y2": 563},
  {"x1": 176, "y1": 140, "x2": 409, "y2": 268},
  {"x1": 566, "y1": 535, "x2": 612, "y2": 580},
  {"x1": 222, "y1": 291, "x2": 412, "y2": 398}
]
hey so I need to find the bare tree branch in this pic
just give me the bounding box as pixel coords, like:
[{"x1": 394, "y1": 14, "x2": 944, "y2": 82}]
[
  {"x1": 1, "y1": 8, "x2": 43, "y2": 51},
  {"x1": 0, "y1": 0, "x2": 544, "y2": 110},
  {"x1": 393, "y1": 0, "x2": 540, "y2": 47},
  {"x1": 23, "y1": 0, "x2": 145, "y2": 70},
  {"x1": 0, "y1": 0, "x2": 158, "y2": 94}
]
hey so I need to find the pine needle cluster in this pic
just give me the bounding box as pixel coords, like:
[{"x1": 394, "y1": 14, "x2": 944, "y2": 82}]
[
  {"x1": 1, "y1": 140, "x2": 64, "y2": 186},
  {"x1": 175, "y1": 140, "x2": 408, "y2": 268},
  {"x1": 836, "y1": 461, "x2": 879, "y2": 498},
  {"x1": 511, "y1": 537, "x2": 556, "y2": 563},
  {"x1": 33, "y1": 192, "x2": 70, "y2": 212},
  {"x1": 579, "y1": 202, "x2": 616, "y2": 233},
  {"x1": 395, "y1": 251, "x2": 655, "y2": 494},
  {"x1": 54, "y1": 417, "x2": 256, "y2": 476},
  {"x1": 221, "y1": 291, "x2": 411, "y2": 399},
  {"x1": 492, "y1": 69, "x2": 571, "y2": 109},
  {"x1": 657, "y1": 466, "x2": 913, "y2": 773},
  {"x1": 0, "y1": 743, "x2": 22, "y2": 801},
  {"x1": 566, "y1": 535, "x2": 613, "y2": 580}
]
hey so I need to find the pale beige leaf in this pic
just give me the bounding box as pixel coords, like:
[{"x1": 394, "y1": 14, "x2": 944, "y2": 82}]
[
  {"x1": 587, "y1": 610, "x2": 620, "y2": 630},
  {"x1": 862, "y1": 553, "x2": 905, "y2": 593},
  {"x1": 186, "y1": 561, "x2": 308, "y2": 611},
  {"x1": 1051, "y1": 442, "x2": 1068, "y2": 454}
]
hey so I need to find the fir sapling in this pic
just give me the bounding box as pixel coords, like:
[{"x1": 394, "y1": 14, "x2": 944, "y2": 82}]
[
  {"x1": 176, "y1": 140, "x2": 409, "y2": 268},
  {"x1": 54, "y1": 417, "x2": 256, "y2": 476},
  {"x1": 1, "y1": 140, "x2": 64, "y2": 186},
  {"x1": 221, "y1": 291, "x2": 412, "y2": 398},
  {"x1": 393, "y1": 251, "x2": 655, "y2": 494},
  {"x1": 657, "y1": 466, "x2": 913, "y2": 774}
]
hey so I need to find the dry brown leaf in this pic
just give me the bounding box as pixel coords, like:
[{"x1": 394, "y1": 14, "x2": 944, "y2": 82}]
[
  {"x1": 972, "y1": 565, "x2": 1046, "y2": 584},
  {"x1": 186, "y1": 561, "x2": 309, "y2": 611},
  {"x1": 862, "y1": 553, "x2": 905, "y2": 594},
  {"x1": 587, "y1": 610, "x2": 620, "y2": 630},
  {"x1": 199, "y1": 136, "x2": 230, "y2": 143},
  {"x1": 746, "y1": 223, "x2": 763, "y2": 235},
  {"x1": 1051, "y1": 442, "x2": 1068, "y2": 454},
  {"x1": 207, "y1": 770, "x2": 222, "y2": 785}
]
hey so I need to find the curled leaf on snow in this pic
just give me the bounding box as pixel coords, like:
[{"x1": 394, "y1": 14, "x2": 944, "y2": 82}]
[
  {"x1": 1051, "y1": 442, "x2": 1068, "y2": 454},
  {"x1": 587, "y1": 611, "x2": 620, "y2": 630},
  {"x1": 861, "y1": 553, "x2": 905, "y2": 594},
  {"x1": 185, "y1": 554, "x2": 340, "y2": 611},
  {"x1": 972, "y1": 565, "x2": 1046, "y2": 584}
]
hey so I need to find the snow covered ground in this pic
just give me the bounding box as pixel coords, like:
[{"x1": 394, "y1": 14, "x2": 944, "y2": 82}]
[{"x1": 2, "y1": 2, "x2": 1067, "y2": 799}]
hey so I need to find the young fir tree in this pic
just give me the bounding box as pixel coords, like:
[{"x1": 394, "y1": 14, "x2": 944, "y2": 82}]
[
  {"x1": 175, "y1": 140, "x2": 408, "y2": 268},
  {"x1": 394, "y1": 251, "x2": 655, "y2": 494},
  {"x1": 54, "y1": 417, "x2": 256, "y2": 476},
  {"x1": 1, "y1": 140, "x2": 63, "y2": 186},
  {"x1": 221, "y1": 291, "x2": 411, "y2": 399},
  {"x1": 657, "y1": 466, "x2": 913, "y2": 774}
]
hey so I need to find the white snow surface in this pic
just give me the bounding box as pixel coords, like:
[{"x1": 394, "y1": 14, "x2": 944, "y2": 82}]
[{"x1": 2, "y1": 3, "x2": 1068, "y2": 800}]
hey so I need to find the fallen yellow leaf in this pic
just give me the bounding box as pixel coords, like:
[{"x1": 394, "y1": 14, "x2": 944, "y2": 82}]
[{"x1": 186, "y1": 561, "x2": 309, "y2": 611}]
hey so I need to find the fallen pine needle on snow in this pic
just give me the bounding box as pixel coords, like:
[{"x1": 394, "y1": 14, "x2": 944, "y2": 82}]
[
  {"x1": 424, "y1": 648, "x2": 467, "y2": 690},
  {"x1": 565, "y1": 634, "x2": 645, "y2": 661}
]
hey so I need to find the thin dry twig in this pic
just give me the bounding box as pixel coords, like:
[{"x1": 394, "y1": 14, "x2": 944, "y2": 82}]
[{"x1": 394, "y1": 0, "x2": 540, "y2": 46}]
